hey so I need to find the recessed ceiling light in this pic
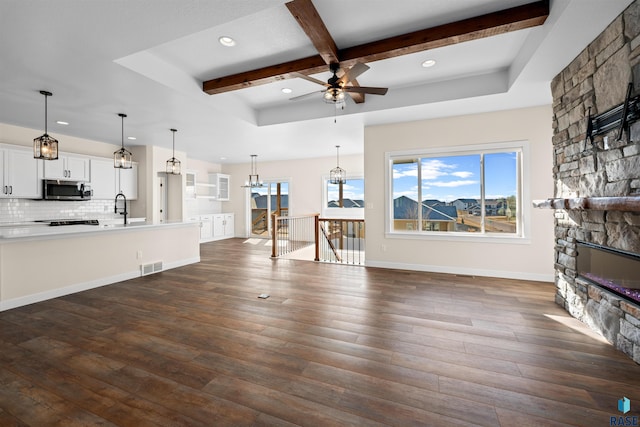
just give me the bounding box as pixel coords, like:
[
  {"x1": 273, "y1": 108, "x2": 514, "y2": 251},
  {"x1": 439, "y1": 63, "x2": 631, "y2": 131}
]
[
  {"x1": 56, "y1": 121, "x2": 69, "y2": 125},
  {"x1": 422, "y1": 59, "x2": 437, "y2": 68},
  {"x1": 127, "y1": 136, "x2": 137, "y2": 140},
  {"x1": 220, "y1": 157, "x2": 227, "y2": 160},
  {"x1": 281, "y1": 88, "x2": 292, "y2": 94},
  {"x1": 219, "y1": 36, "x2": 236, "y2": 47}
]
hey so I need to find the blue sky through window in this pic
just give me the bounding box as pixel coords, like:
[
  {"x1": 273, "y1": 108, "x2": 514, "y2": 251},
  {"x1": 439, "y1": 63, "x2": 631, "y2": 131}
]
[
  {"x1": 393, "y1": 152, "x2": 517, "y2": 202},
  {"x1": 328, "y1": 179, "x2": 365, "y2": 205}
]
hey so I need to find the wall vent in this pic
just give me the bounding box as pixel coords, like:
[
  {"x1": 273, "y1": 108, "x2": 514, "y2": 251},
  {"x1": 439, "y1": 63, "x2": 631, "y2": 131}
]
[{"x1": 140, "y1": 261, "x2": 163, "y2": 276}]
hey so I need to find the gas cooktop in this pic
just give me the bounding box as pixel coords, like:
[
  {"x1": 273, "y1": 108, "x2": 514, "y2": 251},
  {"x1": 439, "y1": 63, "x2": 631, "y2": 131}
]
[{"x1": 36, "y1": 219, "x2": 100, "y2": 226}]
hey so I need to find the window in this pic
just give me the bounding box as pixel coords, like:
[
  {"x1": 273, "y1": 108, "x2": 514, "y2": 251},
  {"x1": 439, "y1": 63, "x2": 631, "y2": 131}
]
[
  {"x1": 387, "y1": 141, "x2": 526, "y2": 238},
  {"x1": 323, "y1": 177, "x2": 365, "y2": 218}
]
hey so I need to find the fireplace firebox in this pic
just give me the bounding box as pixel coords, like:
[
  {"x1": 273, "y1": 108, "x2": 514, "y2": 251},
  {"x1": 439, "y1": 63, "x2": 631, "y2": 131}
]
[{"x1": 577, "y1": 242, "x2": 640, "y2": 305}]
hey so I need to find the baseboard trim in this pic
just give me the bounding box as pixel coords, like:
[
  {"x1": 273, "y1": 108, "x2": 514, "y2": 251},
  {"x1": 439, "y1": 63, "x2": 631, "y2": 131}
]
[
  {"x1": 0, "y1": 256, "x2": 200, "y2": 312},
  {"x1": 364, "y1": 260, "x2": 554, "y2": 283}
]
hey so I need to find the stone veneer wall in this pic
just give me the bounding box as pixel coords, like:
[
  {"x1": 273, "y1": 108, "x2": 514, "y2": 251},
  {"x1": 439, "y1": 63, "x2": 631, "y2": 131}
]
[{"x1": 551, "y1": 1, "x2": 640, "y2": 363}]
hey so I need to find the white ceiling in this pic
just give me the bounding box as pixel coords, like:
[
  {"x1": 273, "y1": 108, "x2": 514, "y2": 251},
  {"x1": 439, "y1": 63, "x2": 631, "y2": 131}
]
[{"x1": 0, "y1": 0, "x2": 633, "y2": 164}]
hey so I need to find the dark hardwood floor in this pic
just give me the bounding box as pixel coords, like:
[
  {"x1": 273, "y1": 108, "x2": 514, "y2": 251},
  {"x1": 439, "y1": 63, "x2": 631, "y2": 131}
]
[{"x1": 1, "y1": 238, "x2": 639, "y2": 426}]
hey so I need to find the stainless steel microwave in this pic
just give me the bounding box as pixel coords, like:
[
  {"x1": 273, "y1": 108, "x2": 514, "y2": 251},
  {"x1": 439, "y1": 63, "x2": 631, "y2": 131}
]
[{"x1": 43, "y1": 180, "x2": 92, "y2": 201}]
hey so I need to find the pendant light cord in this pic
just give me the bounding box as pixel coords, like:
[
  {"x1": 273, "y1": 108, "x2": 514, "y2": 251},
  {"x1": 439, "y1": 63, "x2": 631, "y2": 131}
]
[
  {"x1": 121, "y1": 115, "x2": 124, "y2": 149},
  {"x1": 44, "y1": 93, "x2": 48, "y2": 134}
]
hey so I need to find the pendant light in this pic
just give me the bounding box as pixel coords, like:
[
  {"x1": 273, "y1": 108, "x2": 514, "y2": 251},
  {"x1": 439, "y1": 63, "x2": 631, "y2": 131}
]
[
  {"x1": 33, "y1": 90, "x2": 59, "y2": 160},
  {"x1": 329, "y1": 145, "x2": 346, "y2": 184},
  {"x1": 114, "y1": 113, "x2": 132, "y2": 169},
  {"x1": 241, "y1": 154, "x2": 264, "y2": 188},
  {"x1": 166, "y1": 128, "x2": 181, "y2": 175}
]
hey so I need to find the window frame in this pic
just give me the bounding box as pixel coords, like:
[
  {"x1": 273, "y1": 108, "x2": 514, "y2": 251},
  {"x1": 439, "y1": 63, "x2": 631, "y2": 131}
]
[
  {"x1": 321, "y1": 175, "x2": 365, "y2": 219},
  {"x1": 385, "y1": 140, "x2": 530, "y2": 243}
]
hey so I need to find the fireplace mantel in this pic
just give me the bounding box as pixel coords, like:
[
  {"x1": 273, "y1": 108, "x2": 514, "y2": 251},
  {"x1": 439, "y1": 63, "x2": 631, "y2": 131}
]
[{"x1": 532, "y1": 196, "x2": 640, "y2": 211}]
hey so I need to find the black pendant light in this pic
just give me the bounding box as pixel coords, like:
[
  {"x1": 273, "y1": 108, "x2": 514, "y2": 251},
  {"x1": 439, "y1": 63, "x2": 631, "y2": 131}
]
[
  {"x1": 114, "y1": 113, "x2": 132, "y2": 169},
  {"x1": 166, "y1": 128, "x2": 181, "y2": 175},
  {"x1": 33, "y1": 90, "x2": 59, "y2": 160},
  {"x1": 329, "y1": 145, "x2": 346, "y2": 184}
]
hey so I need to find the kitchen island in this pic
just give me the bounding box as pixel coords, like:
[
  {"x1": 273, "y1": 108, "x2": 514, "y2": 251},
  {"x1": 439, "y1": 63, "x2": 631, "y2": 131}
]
[{"x1": 0, "y1": 221, "x2": 201, "y2": 311}]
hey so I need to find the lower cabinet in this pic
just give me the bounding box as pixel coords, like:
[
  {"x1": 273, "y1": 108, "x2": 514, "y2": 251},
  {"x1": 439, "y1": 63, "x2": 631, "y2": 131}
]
[
  {"x1": 213, "y1": 213, "x2": 234, "y2": 240},
  {"x1": 191, "y1": 213, "x2": 234, "y2": 243}
]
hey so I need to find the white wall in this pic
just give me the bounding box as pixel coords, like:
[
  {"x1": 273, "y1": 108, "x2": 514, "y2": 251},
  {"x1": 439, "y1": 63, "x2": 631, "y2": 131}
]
[
  {"x1": 223, "y1": 153, "x2": 364, "y2": 237},
  {"x1": 364, "y1": 105, "x2": 555, "y2": 282}
]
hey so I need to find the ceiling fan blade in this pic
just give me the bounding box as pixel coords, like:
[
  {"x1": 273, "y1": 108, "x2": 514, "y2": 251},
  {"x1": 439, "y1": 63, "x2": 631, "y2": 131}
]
[
  {"x1": 344, "y1": 86, "x2": 388, "y2": 95},
  {"x1": 289, "y1": 90, "x2": 323, "y2": 101},
  {"x1": 339, "y1": 62, "x2": 369, "y2": 85},
  {"x1": 292, "y1": 72, "x2": 328, "y2": 87}
]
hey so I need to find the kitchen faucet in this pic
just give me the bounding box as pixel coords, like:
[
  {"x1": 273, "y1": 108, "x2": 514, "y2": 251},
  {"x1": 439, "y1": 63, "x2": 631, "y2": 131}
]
[{"x1": 114, "y1": 192, "x2": 127, "y2": 226}]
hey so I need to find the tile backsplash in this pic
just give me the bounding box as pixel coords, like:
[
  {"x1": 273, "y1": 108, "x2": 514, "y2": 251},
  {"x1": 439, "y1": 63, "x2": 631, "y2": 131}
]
[{"x1": 0, "y1": 198, "x2": 122, "y2": 223}]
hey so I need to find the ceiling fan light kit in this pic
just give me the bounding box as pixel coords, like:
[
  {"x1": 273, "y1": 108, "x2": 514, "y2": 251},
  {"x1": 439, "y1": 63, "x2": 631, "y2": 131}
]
[{"x1": 33, "y1": 90, "x2": 59, "y2": 160}]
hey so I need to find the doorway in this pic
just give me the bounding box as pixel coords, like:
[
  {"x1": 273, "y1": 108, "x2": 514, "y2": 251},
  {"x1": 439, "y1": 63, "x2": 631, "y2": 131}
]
[{"x1": 250, "y1": 181, "x2": 289, "y2": 237}]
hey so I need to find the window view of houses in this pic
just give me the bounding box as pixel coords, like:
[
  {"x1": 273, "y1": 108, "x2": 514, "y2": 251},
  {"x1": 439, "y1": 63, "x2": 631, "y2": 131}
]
[
  {"x1": 391, "y1": 150, "x2": 519, "y2": 234},
  {"x1": 327, "y1": 178, "x2": 365, "y2": 208}
]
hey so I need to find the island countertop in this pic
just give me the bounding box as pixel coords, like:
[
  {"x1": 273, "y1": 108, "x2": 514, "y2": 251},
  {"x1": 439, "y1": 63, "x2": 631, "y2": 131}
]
[
  {"x1": 0, "y1": 220, "x2": 201, "y2": 311},
  {"x1": 0, "y1": 220, "x2": 198, "y2": 242}
]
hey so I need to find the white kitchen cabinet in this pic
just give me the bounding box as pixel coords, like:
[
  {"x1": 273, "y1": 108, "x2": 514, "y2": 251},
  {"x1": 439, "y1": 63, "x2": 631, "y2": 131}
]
[
  {"x1": 0, "y1": 145, "x2": 43, "y2": 198},
  {"x1": 213, "y1": 213, "x2": 234, "y2": 240},
  {"x1": 200, "y1": 215, "x2": 214, "y2": 242},
  {"x1": 44, "y1": 153, "x2": 90, "y2": 181},
  {"x1": 90, "y1": 158, "x2": 117, "y2": 199},
  {"x1": 117, "y1": 163, "x2": 138, "y2": 200},
  {"x1": 213, "y1": 173, "x2": 230, "y2": 201},
  {"x1": 185, "y1": 171, "x2": 196, "y2": 199},
  {"x1": 89, "y1": 159, "x2": 137, "y2": 200}
]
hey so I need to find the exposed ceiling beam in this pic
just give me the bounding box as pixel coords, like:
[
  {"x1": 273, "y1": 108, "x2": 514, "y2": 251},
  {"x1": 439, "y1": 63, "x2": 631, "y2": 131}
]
[
  {"x1": 339, "y1": 0, "x2": 550, "y2": 64},
  {"x1": 285, "y1": 0, "x2": 338, "y2": 65},
  {"x1": 285, "y1": 0, "x2": 365, "y2": 103},
  {"x1": 202, "y1": 0, "x2": 549, "y2": 96}
]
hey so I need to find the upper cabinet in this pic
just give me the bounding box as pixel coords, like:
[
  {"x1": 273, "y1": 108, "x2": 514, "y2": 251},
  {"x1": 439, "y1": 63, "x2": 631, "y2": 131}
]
[
  {"x1": 0, "y1": 145, "x2": 43, "y2": 199},
  {"x1": 44, "y1": 153, "x2": 90, "y2": 181},
  {"x1": 117, "y1": 163, "x2": 138, "y2": 200},
  {"x1": 90, "y1": 158, "x2": 117, "y2": 199},
  {"x1": 90, "y1": 158, "x2": 137, "y2": 200},
  {"x1": 185, "y1": 171, "x2": 229, "y2": 201},
  {"x1": 214, "y1": 173, "x2": 230, "y2": 201}
]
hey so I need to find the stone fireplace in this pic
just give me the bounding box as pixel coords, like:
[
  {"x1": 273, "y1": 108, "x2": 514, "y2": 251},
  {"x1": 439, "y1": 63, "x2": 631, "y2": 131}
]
[{"x1": 550, "y1": 1, "x2": 640, "y2": 364}]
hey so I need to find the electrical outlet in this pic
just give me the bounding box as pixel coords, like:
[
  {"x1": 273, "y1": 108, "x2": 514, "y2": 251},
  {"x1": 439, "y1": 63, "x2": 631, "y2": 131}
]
[
  {"x1": 380, "y1": 244, "x2": 387, "y2": 252},
  {"x1": 136, "y1": 250, "x2": 142, "y2": 259},
  {"x1": 604, "y1": 136, "x2": 609, "y2": 150}
]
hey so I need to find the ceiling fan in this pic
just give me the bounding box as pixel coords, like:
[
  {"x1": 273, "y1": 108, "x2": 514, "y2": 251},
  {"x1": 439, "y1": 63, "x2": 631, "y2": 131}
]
[{"x1": 291, "y1": 62, "x2": 388, "y2": 104}]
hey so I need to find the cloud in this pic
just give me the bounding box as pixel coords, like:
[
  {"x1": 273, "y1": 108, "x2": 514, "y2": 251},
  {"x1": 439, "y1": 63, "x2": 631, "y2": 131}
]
[
  {"x1": 393, "y1": 164, "x2": 418, "y2": 179},
  {"x1": 429, "y1": 180, "x2": 479, "y2": 188},
  {"x1": 450, "y1": 171, "x2": 473, "y2": 178},
  {"x1": 421, "y1": 159, "x2": 455, "y2": 180}
]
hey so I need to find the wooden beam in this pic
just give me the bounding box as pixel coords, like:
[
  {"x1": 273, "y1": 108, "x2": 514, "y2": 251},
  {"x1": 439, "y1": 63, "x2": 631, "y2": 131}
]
[
  {"x1": 339, "y1": 0, "x2": 550, "y2": 64},
  {"x1": 203, "y1": 0, "x2": 549, "y2": 95},
  {"x1": 203, "y1": 56, "x2": 327, "y2": 95},
  {"x1": 285, "y1": 0, "x2": 338, "y2": 65}
]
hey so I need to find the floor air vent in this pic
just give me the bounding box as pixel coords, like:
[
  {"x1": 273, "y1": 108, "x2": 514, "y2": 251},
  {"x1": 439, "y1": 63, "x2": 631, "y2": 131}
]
[{"x1": 141, "y1": 261, "x2": 163, "y2": 276}]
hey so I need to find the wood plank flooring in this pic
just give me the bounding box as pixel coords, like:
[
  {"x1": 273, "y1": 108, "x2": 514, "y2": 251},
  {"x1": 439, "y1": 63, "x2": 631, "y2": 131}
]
[{"x1": 1, "y1": 238, "x2": 639, "y2": 426}]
